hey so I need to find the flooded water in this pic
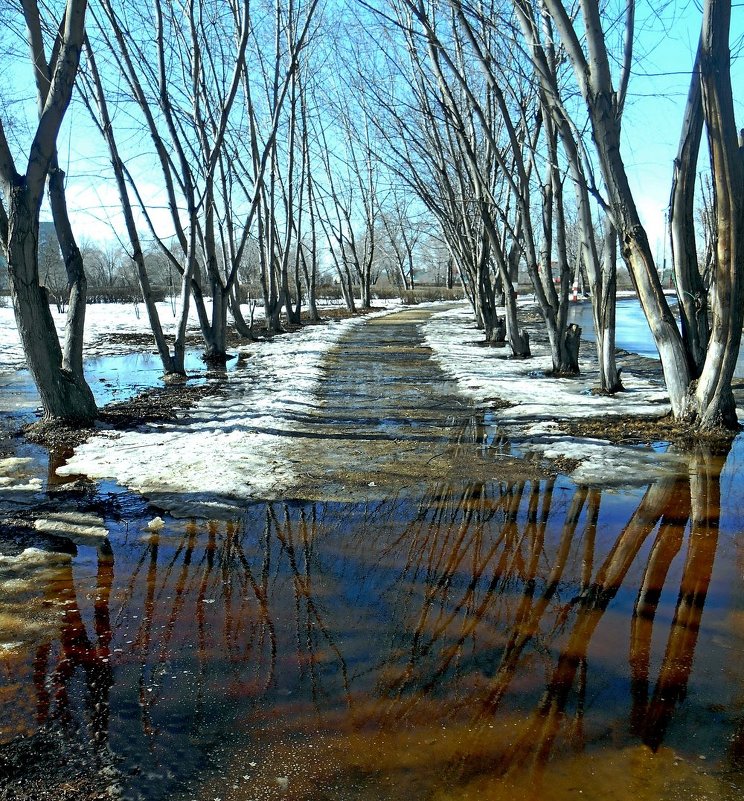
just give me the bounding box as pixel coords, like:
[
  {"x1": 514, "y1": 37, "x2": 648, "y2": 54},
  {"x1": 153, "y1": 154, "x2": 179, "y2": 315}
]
[
  {"x1": 2, "y1": 309, "x2": 744, "y2": 801},
  {"x1": 0, "y1": 350, "x2": 229, "y2": 427},
  {"x1": 569, "y1": 297, "x2": 744, "y2": 378}
]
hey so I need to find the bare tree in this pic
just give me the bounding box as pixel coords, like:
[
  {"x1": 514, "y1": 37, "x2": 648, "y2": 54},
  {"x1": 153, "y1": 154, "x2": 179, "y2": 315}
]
[
  {"x1": 80, "y1": 36, "x2": 180, "y2": 373},
  {"x1": 539, "y1": 0, "x2": 743, "y2": 428},
  {"x1": 38, "y1": 223, "x2": 67, "y2": 312},
  {"x1": 0, "y1": 0, "x2": 96, "y2": 422},
  {"x1": 380, "y1": 195, "x2": 424, "y2": 291},
  {"x1": 91, "y1": 0, "x2": 319, "y2": 357},
  {"x1": 509, "y1": 0, "x2": 621, "y2": 390}
]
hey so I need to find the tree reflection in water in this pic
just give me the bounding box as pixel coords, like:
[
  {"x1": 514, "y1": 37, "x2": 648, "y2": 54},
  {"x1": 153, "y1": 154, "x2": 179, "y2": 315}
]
[{"x1": 1, "y1": 440, "x2": 741, "y2": 800}]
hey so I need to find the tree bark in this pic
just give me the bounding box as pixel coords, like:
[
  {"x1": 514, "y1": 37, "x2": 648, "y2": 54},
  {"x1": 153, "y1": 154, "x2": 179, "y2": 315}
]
[
  {"x1": 670, "y1": 39, "x2": 708, "y2": 378},
  {"x1": 596, "y1": 224, "x2": 623, "y2": 392},
  {"x1": 692, "y1": 0, "x2": 744, "y2": 429},
  {"x1": 229, "y1": 285, "x2": 257, "y2": 339},
  {"x1": 8, "y1": 189, "x2": 96, "y2": 421},
  {"x1": 558, "y1": 323, "x2": 581, "y2": 374},
  {"x1": 0, "y1": 0, "x2": 96, "y2": 423}
]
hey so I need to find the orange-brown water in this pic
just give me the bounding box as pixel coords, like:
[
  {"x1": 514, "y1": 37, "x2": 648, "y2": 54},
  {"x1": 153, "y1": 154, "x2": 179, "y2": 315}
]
[{"x1": 2, "y1": 451, "x2": 743, "y2": 800}]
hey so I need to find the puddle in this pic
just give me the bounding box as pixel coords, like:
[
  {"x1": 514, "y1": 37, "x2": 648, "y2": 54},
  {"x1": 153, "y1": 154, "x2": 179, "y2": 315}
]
[
  {"x1": 1, "y1": 310, "x2": 743, "y2": 800},
  {"x1": 1, "y1": 460, "x2": 743, "y2": 800},
  {"x1": 0, "y1": 349, "x2": 232, "y2": 422}
]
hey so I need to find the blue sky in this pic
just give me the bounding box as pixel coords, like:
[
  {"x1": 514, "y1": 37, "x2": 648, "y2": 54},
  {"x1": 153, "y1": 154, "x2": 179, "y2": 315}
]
[{"x1": 619, "y1": 1, "x2": 744, "y2": 260}]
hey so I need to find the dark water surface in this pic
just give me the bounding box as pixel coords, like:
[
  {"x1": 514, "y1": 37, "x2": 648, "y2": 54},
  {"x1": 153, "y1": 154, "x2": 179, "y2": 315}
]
[{"x1": 1, "y1": 309, "x2": 744, "y2": 801}]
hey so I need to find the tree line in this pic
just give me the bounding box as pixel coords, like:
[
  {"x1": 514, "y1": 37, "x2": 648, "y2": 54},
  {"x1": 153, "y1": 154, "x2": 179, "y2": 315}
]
[{"x1": 0, "y1": 0, "x2": 740, "y2": 432}]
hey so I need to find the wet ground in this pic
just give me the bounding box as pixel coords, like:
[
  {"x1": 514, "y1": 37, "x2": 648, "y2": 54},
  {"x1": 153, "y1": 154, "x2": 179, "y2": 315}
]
[{"x1": 2, "y1": 307, "x2": 744, "y2": 800}]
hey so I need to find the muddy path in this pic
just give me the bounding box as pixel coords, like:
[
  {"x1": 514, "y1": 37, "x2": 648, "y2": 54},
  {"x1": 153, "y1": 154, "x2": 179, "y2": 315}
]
[{"x1": 284, "y1": 306, "x2": 541, "y2": 499}]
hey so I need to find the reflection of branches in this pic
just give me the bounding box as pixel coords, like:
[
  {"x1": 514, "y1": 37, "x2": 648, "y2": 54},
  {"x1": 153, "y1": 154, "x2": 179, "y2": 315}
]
[
  {"x1": 477, "y1": 483, "x2": 591, "y2": 717},
  {"x1": 630, "y1": 478, "x2": 690, "y2": 737},
  {"x1": 34, "y1": 544, "x2": 114, "y2": 755},
  {"x1": 15, "y1": 440, "x2": 730, "y2": 794},
  {"x1": 632, "y1": 446, "x2": 723, "y2": 750},
  {"x1": 136, "y1": 527, "x2": 160, "y2": 740},
  {"x1": 492, "y1": 474, "x2": 683, "y2": 780},
  {"x1": 348, "y1": 443, "x2": 729, "y2": 793},
  {"x1": 127, "y1": 517, "x2": 278, "y2": 711},
  {"x1": 269, "y1": 503, "x2": 351, "y2": 706},
  {"x1": 374, "y1": 479, "x2": 520, "y2": 709}
]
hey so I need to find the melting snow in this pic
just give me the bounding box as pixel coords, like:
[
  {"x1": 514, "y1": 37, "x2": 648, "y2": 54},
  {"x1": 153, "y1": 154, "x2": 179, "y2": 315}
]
[
  {"x1": 57, "y1": 308, "x2": 400, "y2": 515},
  {"x1": 34, "y1": 511, "x2": 109, "y2": 545},
  {"x1": 0, "y1": 298, "x2": 707, "y2": 514},
  {"x1": 0, "y1": 456, "x2": 44, "y2": 505},
  {"x1": 422, "y1": 306, "x2": 670, "y2": 420},
  {"x1": 421, "y1": 304, "x2": 684, "y2": 487}
]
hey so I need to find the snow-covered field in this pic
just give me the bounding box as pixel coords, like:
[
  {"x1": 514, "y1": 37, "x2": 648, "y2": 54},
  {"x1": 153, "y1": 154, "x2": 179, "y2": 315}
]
[{"x1": 0, "y1": 299, "x2": 206, "y2": 371}]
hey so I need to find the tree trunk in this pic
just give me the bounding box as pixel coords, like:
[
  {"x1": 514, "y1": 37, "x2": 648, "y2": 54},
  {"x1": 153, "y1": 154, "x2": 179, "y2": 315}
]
[
  {"x1": 7, "y1": 189, "x2": 96, "y2": 422},
  {"x1": 587, "y1": 90, "x2": 691, "y2": 414},
  {"x1": 502, "y1": 275, "x2": 531, "y2": 358},
  {"x1": 485, "y1": 317, "x2": 506, "y2": 344},
  {"x1": 300, "y1": 247, "x2": 320, "y2": 322},
  {"x1": 229, "y1": 284, "x2": 257, "y2": 339},
  {"x1": 557, "y1": 323, "x2": 581, "y2": 375},
  {"x1": 204, "y1": 284, "x2": 229, "y2": 362},
  {"x1": 596, "y1": 225, "x2": 623, "y2": 392},
  {"x1": 541, "y1": 0, "x2": 692, "y2": 416},
  {"x1": 84, "y1": 40, "x2": 179, "y2": 376},
  {"x1": 340, "y1": 263, "x2": 357, "y2": 313},
  {"x1": 48, "y1": 162, "x2": 88, "y2": 380},
  {"x1": 360, "y1": 266, "x2": 372, "y2": 309},
  {"x1": 691, "y1": 0, "x2": 744, "y2": 429},
  {"x1": 670, "y1": 39, "x2": 709, "y2": 378},
  {"x1": 0, "y1": 0, "x2": 95, "y2": 423}
]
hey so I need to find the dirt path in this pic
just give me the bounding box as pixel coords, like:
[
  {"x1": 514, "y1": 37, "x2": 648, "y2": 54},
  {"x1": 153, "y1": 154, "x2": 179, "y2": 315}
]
[{"x1": 286, "y1": 306, "x2": 541, "y2": 500}]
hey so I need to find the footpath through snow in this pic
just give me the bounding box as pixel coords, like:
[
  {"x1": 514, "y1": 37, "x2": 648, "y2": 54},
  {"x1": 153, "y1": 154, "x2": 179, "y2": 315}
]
[
  {"x1": 58, "y1": 302, "x2": 691, "y2": 510},
  {"x1": 55, "y1": 307, "x2": 400, "y2": 517},
  {"x1": 0, "y1": 300, "x2": 705, "y2": 513}
]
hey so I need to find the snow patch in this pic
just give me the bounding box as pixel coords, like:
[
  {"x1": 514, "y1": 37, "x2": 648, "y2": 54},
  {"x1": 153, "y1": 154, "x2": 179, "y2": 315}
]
[
  {"x1": 34, "y1": 511, "x2": 109, "y2": 545},
  {"x1": 423, "y1": 305, "x2": 679, "y2": 486},
  {"x1": 0, "y1": 546, "x2": 71, "y2": 576},
  {"x1": 57, "y1": 308, "x2": 400, "y2": 516},
  {"x1": 423, "y1": 306, "x2": 669, "y2": 422},
  {"x1": 520, "y1": 436, "x2": 685, "y2": 487},
  {"x1": 0, "y1": 456, "x2": 44, "y2": 503}
]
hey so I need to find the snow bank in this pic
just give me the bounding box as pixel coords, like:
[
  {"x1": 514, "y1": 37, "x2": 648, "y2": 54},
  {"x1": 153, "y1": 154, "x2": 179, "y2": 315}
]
[
  {"x1": 57, "y1": 308, "x2": 400, "y2": 516},
  {"x1": 422, "y1": 306, "x2": 669, "y2": 421},
  {"x1": 422, "y1": 305, "x2": 681, "y2": 487}
]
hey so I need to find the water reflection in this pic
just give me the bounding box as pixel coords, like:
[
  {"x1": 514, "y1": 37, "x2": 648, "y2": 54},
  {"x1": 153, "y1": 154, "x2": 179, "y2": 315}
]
[
  {"x1": 1, "y1": 441, "x2": 742, "y2": 800},
  {"x1": 32, "y1": 541, "x2": 114, "y2": 750}
]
